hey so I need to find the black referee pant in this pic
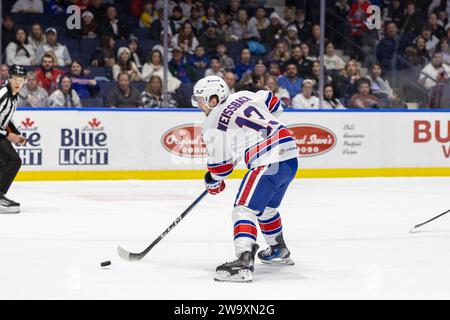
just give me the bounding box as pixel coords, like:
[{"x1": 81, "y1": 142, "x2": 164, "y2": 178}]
[{"x1": 0, "y1": 138, "x2": 22, "y2": 194}]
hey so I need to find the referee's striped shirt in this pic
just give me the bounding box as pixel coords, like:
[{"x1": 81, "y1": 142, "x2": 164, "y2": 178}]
[{"x1": 0, "y1": 84, "x2": 20, "y2": 139}]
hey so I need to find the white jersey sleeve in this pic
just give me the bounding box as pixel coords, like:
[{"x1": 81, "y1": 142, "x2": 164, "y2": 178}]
[{"x1": 202, "y1": 90, "x2": 298, "y2": 180}]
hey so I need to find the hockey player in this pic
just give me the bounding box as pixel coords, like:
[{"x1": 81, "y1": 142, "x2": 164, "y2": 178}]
[
  {"x1": 192, "y1": 75, "x2": 299, "y2": 282},
  {"x1": 0, "y1": 65, "x2": 28, "y2": 214}
]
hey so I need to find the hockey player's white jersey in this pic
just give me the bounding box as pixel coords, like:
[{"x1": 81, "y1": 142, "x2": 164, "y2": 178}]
[{"x1": 202, "y1": 90, "x2": 299, "y2": 180}]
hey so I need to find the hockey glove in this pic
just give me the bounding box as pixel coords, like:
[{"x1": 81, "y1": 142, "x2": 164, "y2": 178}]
[{"x1": 204, "y1": 171, "x2": 226, "y2": 195}]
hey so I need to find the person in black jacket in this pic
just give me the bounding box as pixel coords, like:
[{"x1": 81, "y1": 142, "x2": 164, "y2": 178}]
[
  {"x1": 98, "y1": 5, "x2": 130, "y2": 40},
  {"x1": 0, "y1": 65, "x2": 28, "y2": 214}
]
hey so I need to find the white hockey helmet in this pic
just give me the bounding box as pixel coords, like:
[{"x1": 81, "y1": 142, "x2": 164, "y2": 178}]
[{"x1": 191, "y1": 75, "x2": 230, "y2": 109}]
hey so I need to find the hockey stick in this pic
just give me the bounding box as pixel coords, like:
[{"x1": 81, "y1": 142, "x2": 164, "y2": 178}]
[
  {"x1": 117, "y1": 190, "x2": 209, "y2": 261},
  {"x1": 409, "y1": 209, "x2": 450, "y2": 233}
]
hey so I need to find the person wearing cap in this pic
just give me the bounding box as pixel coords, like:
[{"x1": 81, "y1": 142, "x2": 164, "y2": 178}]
[
  {"x1": 284, "y1": 24, "x2": 301, "y2": 47},
  {"x1": 11, "y1": 0, "x2": 43, "y2": 13},
  {"x1": 169, "y1": 46, "x2": 196, "y2": 83},
  {"x1": 264, "y1": 12, "x2": 286, "y2": 44},
  {"x1": 81, "y1": 10, "x2": 98, "y2": 39},
  {"x1": 0, "y1": 65, "x2": 28, "y2": 213},
  {"x1": 199, "y1": 20, "x2": 224, "y2": 55},
  {"x1": 291, "y1": 79, "x2": 320, "y2": 109},
  {"x1": 113, "y1": 47, "x2": 142, "y2": 82},
  {"x1": 35, "y1": 27, "x2": 72, "y2": 67},
  {"x1": 169, "y1": 5, "x2": 186, "y2": 35}
]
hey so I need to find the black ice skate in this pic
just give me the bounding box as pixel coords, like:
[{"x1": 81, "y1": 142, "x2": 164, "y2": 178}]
[
  {"x1": 258, "y1": 234, "x2": 294, "y2": 266},
  {"x1": 214, "y1": 244, "x2": 259, "y2": 283},
  {"x1": 0, "y1": 193, "x2": 20, "y2": 214}
]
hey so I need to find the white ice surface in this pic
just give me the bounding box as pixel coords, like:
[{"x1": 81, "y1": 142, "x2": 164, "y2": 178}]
[{"x1": 1, "y1": 178, "x2": 450, "y2": 299}]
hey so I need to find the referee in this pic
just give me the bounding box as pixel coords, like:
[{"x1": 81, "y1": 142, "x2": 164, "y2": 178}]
[{"x1": 0, "y1": 65, "x2": 28, "y2": 214}]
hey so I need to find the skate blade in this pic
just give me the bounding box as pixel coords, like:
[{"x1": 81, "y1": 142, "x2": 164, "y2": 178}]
[
  {"x1": 0, "y1": 206, "x2": 20, "y2": 214},
  {"x1": 260, "y1": 257, "x2": 295, "y2": 266},
  {"x1": 214, "y1": 269, "x2": 253, "y2": 283}
]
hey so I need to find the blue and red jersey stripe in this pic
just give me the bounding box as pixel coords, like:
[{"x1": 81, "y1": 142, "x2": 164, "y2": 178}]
[
  {"x1": 258, "y1": 213, "x2": 282, "y2": 235},
  {"x1": 234, "y1": 219, "x2": 257, "y2": 240},
  {"x1": 207, "y1": 159, "x2": 234, "y2": 177},
  {"x1": 265, "y1": 92, "x2": 281, "y2": 113}
]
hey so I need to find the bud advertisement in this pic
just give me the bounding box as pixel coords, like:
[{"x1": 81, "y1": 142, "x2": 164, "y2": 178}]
[{"x1": 13, "y1": 110, "x2": 450, "y2": 177}]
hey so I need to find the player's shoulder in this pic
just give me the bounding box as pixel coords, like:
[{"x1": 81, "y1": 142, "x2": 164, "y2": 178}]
[{"x1": 227, "y1": 90, "x2": 269, "y2": 102}]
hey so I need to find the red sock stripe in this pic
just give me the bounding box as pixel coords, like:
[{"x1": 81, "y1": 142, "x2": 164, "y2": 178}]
[
  {"x1": 237, "y1": 166, "x2": 263, "y2": 206},
  {"x1": 245, "y1": 128, "x2": 292, "y2": 163},
  {"x1": 259, "y1": 217, "x2": 282, "y2": 232},
  {"x1": 234, "y1": 224, "x2": 258, "y2": 236}
]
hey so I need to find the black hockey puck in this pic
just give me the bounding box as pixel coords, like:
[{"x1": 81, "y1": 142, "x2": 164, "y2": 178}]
[{"x1": 101, "y1": 261, "x2": 111, "y2": 267}]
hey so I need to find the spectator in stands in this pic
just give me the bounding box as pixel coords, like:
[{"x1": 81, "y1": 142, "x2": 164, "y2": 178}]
[
  {"x1": 283, "y1": 6, "x2": 296, "y2": 25},
  {"x1": 384, "y1": 0, "x2": 404, "y2": 26},
  {"x1": 80, "y1": 11, "x2": 99, "y2": 39},
  {"x1": 277, "y1": 62, "x2": 303, "y2": 100},
  {"x1": 113, "y1": 47, "x2": 142, "y2": 81},
  {"x1": 284, "y1": 25, "x2": 301, "y2": 47},
  {"x1": 17, "y1": 72, "x2": 48, "y2": 107},
  {"x1": 106, "y1": 72, "x2": 143, "y2": 108},
  {"x1": 11, "y1": 0, "x2": 44, "y2": 13},
  {"x1": 0, "y1": 65, "x2": 9, "y2": 86},
  {"x1": 401, "y1": 3, "x2": 424, "y2": 35},
  {"x1": 188, "y1": 45, "x2": 210, "y2": 74},
  {"x1": 35, "y1": 53, "x2": 65, "y2": 94},
  {"x1": 234, "y1": 48, "x2": 255, "y2": 81},
  {"x1": 268, "y1": 61, "x2": 282, "y2": 77},
  {"x1": 128, "y1": 35, "x2": 146, "y2": 70},
  {"x1": 291, "y1": 79, "x2": 320, "y2": 109},
  {"x1": 348, "y1": 78, "x2": 383, "y2": 109},
  {"x1": 366, "y1": 63, "x2": 400, "y2": 106},
  {"x1": 216, "y1": 11, "x2": 233, "y2": 41},
  {"x1": 189, "y1": 4, "x2": 204, "y2": 33},
  {"x1": 347, "y1": 0, "x2": 370, "y2": 61},
  {"x1": 420, "y1": 26, "x2": 440, "y2": 54},
  {"x1": 172, "y1": 20, "x2": 199, "y2": 55},
  {"x1": 263, "y1": 12, "x2": 285, "y2": 45},
  {"x1": 169, "y1": 47, "x2": 196, "y2": 83},
  {"x1": 322, "y1": 84, "x2": 346, "y2": 109},
  {"x1": 306, "y1": 25, "x2": 323, "y2": 57},
  {"x1": 205, "y1": 57, "x2": 225, "y2": 77},
  {"x1": 98, "y1": 5, "x2": 130, "y2": 40},
  {"x1": 169, "y1": 6, "x2": 186, "y2": 35},
  {"x1": 28, "y1": 23, "x2": 46, "y2": 52},
  {"x1": 225, "y1": 0, "x2": 241, "y2": 22},
  {"x1": 141, "y1": 75, "x2": 177, "y2": 108},
  {"x1": 236, "y1": 59, "x2": 266, "y2": 92},
  {"x1": 153, "y1": 30, "x2": 174, "y2": 61},
  {"x1": 6, "y1": 28, "x2": 36, "y2": 66},
  {"x1": 376, "y1": 22, "x2": 407, "y2": 71},
  {"x1": 289, "y1": 44, "x2": 312, "y2": 78},
  {"x1": 200, "y1": 21, "x2": 224, "y2": 55},
  {"x1": 324, "y1": 41, "x2": 346, "y2": 72},
  {"x1": 231, "y1": 8, "x2": 260, "y2": 41},
  {"x1": 204, "y1": 3, "x2": 218, "y2": 22},
  {"x1": 48, "y1": 75, "x2": 82, "y2": 108},
  {"x1": 300, "y1": 42, "x2": 317, "y2": 62},
  {"x1": 142, "y1": 49, "x2": 181, "y2": 92},
  {"x1": 419, "y1": 52, "x2": 450, "y2": 89},
  {"x1": 1, "y1": 16, "x2": 16, "y2": 52},
  {"x1": 310, "y1": 60, "x2": 333, "y2": 93},
  {"x1": 90, "y1": 36, "x2": 116, "y2": 67},
  {"x1": 180, "y1": 0, "x2": 193, "y2": 17},
  {"x1": 266, "y1": 41, "x2": 290, "y2": 66},
  {"x1": 428, "y1": 13, "x2": 447, "y2": 39},
  {"x1": 216, "y1": 43, "x2": 235, "y2": 70},
  {"x1": 335, "y1": 59, "x2": 361, "y2": 103},
  {"x1": 409, "y1": 35, "x2": 431, "y2": 66},
  {"x1": 436, "y1": 38, "x2": 450, "y2": 64},
  {"x1": 223, "y1": 70, "x2": 237, "y2": 94},
  {"x1": 264, "y1": 75, "x2": 290, "y2": 108},
  {"x1": 249, "y1": 6, "x2": 270, "y2": 37},
  {"x1": 36, "y1": 28, "x2": 72, "y2": 67},
  {"x1": 68, "y1": 60, "x2": 99, "y2": 99},
  {"x1": 139, "y1": 0, "x2": 155, "y2": 28}
]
